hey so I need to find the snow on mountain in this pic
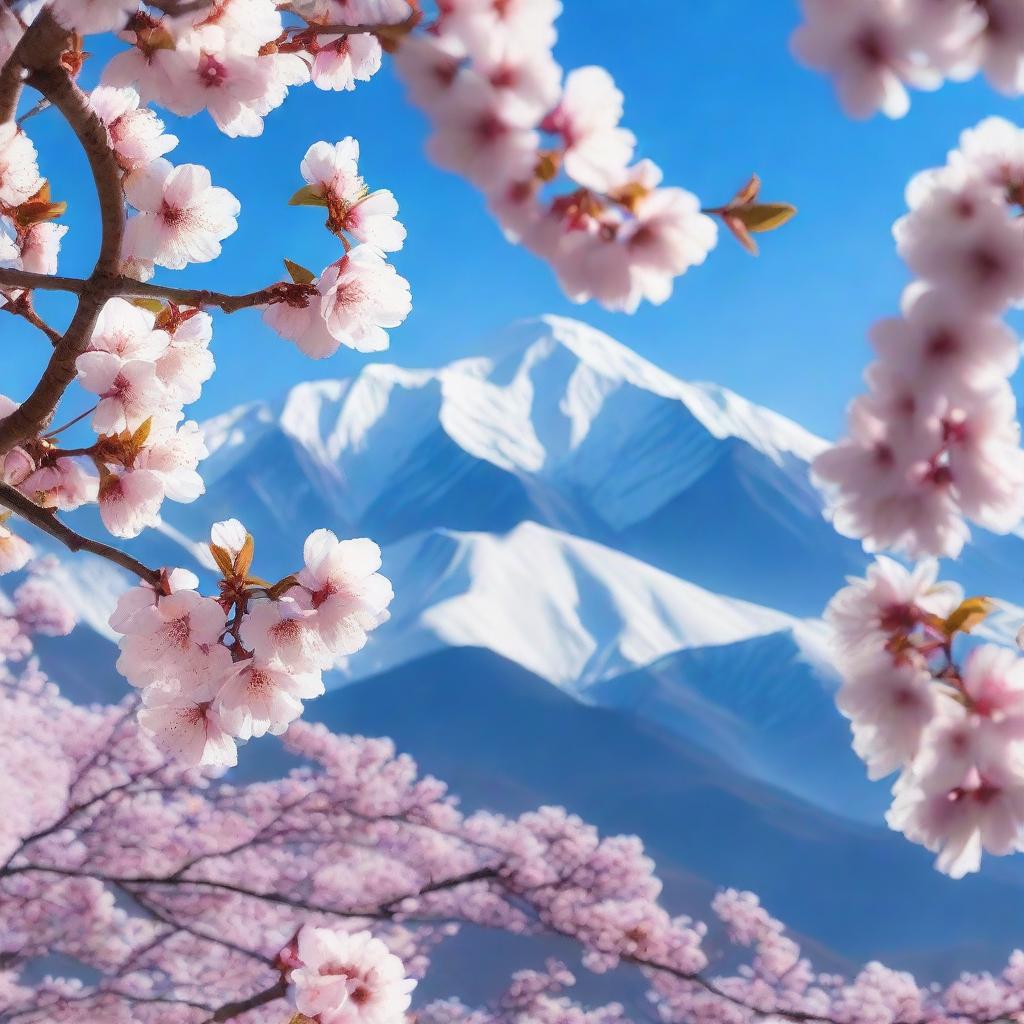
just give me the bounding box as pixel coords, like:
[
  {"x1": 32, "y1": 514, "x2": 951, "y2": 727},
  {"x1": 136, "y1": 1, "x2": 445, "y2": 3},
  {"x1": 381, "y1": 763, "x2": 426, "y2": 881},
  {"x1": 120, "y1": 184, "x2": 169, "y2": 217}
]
[
  {"x1": 331, "y1": 520, "x2": 831, "y2": 693},
  {"x1": 150, "y1": 315, "x2": 857, "y2": 615}
]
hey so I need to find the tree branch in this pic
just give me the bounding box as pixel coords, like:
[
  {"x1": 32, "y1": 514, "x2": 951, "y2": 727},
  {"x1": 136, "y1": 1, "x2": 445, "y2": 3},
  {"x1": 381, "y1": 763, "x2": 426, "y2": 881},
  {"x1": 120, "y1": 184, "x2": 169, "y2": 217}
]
[
  {"x1": 0, "y1": 8, "x2": 70, "y2": 123},
  {"x1": 0, "y1": 267, "x2": 299, "y2": 314},
  {"x1": 0, "y1": 482, "x2": 161, "y2": 585},
  {"x1": 0, "y1": 45, "x2": 126, "y2": 457},
  {"x1": 2, "y1": 294, "x2": 62, "y2": 345},
  {"x1": 203, "y1": 977, "x2": 288, "y2": 1023}
]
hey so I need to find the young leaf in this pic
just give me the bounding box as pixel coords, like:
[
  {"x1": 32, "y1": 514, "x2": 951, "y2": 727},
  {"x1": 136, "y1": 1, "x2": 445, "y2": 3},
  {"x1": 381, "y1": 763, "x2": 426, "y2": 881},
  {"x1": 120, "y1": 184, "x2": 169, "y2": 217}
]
[
  {"x1": 944, "y1": 596, "x2": 995, "y2": 636},
  {"x1": 283, "y1": 258, "x2": 316, "y2": 285},
  {"x1": 233, "y1": 533, "x2": 255, "y2": 578},
  {"x1": 731, "y1": 202, "x2": 798, "y2": 234},
  {"x1": 289, "y1": 184, "x2": 328, "y2": 208},
  {"x1": 209, "y1": 543, "x2": 236, "y2": 579}
]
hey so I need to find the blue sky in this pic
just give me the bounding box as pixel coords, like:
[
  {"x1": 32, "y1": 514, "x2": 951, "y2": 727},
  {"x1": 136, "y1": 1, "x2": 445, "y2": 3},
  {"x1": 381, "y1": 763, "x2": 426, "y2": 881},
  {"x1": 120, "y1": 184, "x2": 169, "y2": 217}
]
[{"x1": 8, "y1": 1, "x2": 1024, "y2": 439}]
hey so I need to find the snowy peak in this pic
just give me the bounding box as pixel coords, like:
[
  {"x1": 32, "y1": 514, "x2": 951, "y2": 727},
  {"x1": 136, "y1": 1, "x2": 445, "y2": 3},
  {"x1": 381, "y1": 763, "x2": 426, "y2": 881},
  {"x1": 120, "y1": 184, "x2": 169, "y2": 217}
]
[
  {"x1": 343, "y1": 520, "x2": 825, "y2": 693},
  {"x1": 196, "y1": 315, "x2": 829, "y2": 542}
]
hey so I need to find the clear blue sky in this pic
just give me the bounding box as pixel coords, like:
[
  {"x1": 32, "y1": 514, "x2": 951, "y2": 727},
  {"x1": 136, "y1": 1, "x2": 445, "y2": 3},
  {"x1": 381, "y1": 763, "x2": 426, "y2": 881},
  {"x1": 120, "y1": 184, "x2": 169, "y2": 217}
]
[{"x1": 9, "y1": 2, "x2": 1024, "y2": 439}]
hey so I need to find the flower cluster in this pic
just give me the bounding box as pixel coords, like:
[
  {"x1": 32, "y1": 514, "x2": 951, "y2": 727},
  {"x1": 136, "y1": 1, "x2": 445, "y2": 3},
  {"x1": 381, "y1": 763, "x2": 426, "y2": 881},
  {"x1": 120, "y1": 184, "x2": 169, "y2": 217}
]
[
  {"x1": 263, "y1": 137, "x2": 411, "y2": 357},
  {"x1": 0, "y1": 122, "x2": 67, "y2": 289},
  {"x1": 826, "y1": 556, "x2": 1024, "y2": 877},
  {"x1": 392, "y1": 1, "x2": 722, "y2": 312},
  {"x1": 111, "y1": 519, "x2": 392, "y2": 766},
  {"x1": 792, "y1": 0, "x2": 1024, "y2": 119},
  {"x1": 5, "y1": 664, "x2": 1024, "y2": 1023},
  {"x1": 814, "y1": 117, "x2": 1024, "y2": 559},
  {"x1": 0, "y1": 296, "x2": 213, "y2": 542}
]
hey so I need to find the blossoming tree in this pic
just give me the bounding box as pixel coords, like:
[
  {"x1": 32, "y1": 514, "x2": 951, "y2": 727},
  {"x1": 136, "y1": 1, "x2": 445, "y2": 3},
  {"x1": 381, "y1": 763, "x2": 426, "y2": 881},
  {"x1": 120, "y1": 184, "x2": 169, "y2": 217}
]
[{"x1": 5, "y1": 578, "x2": 1024, "y2": 1023}]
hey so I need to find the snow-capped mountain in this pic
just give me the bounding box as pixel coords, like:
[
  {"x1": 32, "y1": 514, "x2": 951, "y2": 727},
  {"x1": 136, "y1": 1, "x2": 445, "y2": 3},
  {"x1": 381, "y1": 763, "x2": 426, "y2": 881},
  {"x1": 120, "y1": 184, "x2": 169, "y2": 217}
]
[
  {"x1": 156, "y1": 316, "x2": 867, "y2": 615},
  {"x1": 26, "y1": 315, "x2": 1024, "y2": 974}
]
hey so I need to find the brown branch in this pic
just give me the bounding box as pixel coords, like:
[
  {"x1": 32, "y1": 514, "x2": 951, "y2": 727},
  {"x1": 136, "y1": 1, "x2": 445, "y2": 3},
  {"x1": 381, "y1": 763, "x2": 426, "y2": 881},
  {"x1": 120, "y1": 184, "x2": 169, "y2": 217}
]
[
  {"x1": 2, "y1": 294, "x2": 62, "y2": 345},
  {"x1": 203, "y1": 977, "x2": 288, "y2": 1023},
  {"x1": 0, "y1": 481, "x2": 161, "y2": 585},
  {"x1": 0, "y1": 8, "x2": 74, "y2": 122},
  {"x1": 0, "y1": 267, "x2": 298, "y2": 314},
  {"x1": 0, "y1": 31, "x2": 126, "y2": 457}
]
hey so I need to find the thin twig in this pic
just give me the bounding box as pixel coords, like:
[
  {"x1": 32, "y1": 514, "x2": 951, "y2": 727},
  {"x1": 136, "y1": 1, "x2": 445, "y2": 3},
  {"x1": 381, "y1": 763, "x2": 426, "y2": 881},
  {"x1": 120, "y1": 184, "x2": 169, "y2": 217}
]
[
  {"x1": 0, "y1": 481, "x2": 161, "y2": 585},
  {"x1": 16, "y1": 97, "x2": 49, "y2": 124}
]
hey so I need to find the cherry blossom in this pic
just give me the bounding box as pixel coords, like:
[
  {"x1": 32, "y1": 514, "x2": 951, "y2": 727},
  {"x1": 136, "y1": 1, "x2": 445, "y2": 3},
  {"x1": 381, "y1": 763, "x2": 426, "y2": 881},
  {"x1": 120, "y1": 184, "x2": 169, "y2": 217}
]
[
  {"x1": 295, "y1": 529, "x2": 393, "y2": 654},
  {"x1": 815, "y1": 117, "x2": 1024, "y2": 558},
  {"x1": 5, "y1": 645, "x2": 1024, "y2": 1023},
  {"x1": 97, "y1": 467, "x2": 166, "y2": 538},
  {"x1": 0, "y1": 123, "x2": 41, "y2": 207},
  {"x1": 541, "y1": 67, "x2": 635, "y2": 192},
  {"x1": 823, "y1": 554, "x2": 1024, "y2": 876},
  {"x1": 0, "y1": 522, "x2": 31, "y2": 574},
  {"x1": 76, "y1": 353, "x2": 168, "y2": 434},
  {"x1": 89, "y1": 84, "x2": 178, "y2": 177},
  {"x1": 123, "y1": 159, "x2": 240, "y2": 271},
  {"x1": 310, "y1": 33, "x2": 383, "y2": 92},
  {"x1": 317, "y1": 247, "x2": 413, "y2": 354},
  {"x1": 215, "y1": 658, "x2": 324, "y2": 739},
  {"x1": 791, "y1": 0, "x2": 1024, "y2": 116},
  {"x1": 49, "y1": 0, "x2": 137, "y2": 35},
  {"x1": 116, "y1": 587, "x2": 229, "y2": 689},
  {"x1": 138, "y1": 681, "x2": 239, "y2": 767},
  {"x1": 426, "y1": 74, "x2": 540, "y2": 191},
  {"x1": 290, "y1": 927, "x2": 416, "y2": 1024}
]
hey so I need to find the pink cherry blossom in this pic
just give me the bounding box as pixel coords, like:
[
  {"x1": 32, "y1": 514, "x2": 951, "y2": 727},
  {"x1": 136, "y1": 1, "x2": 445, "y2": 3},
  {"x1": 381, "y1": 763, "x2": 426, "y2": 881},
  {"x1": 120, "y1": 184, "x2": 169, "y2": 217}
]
[
  {"x1": 89, "y1": 84, "x2": 178, "y2": 176},
  {"x1": 18, "y1": 458, "x2": 97, "y2": 512},
  {"x1": 263, "y1": 289, "x2": 343, "y2": 359},
  {"x1": 159, "y1": 27, "x2": 280, "y2": 138},
  {"x1": 17, "y1": 222, "x2": 68, "y2": 275},
  {"x1": 888, "y1": 757, "x2": 1024, "y2": 878},
  {"x1": 136, "y1": 419, "x2": 208, "y2": 503},
  {"x1": 85, "y1": 296, "x2": 170, "y2": 363},
  {"x1": 392, "y1": 32, "x2": 466, "y2": 111},
  {"x1": 426, "y1": 73, "x2": 540, "y2": 191},
  {"x1": 154, "y1": 308, "x2": 215, "y2": 403},
  {"x1": 0, "y1": 123, "x2": 41, "y2": 207},
  {"x1": 138, "y1": 682, "x2": 238, "y2": 767},
  {"x1": 837, "y1": 655, "x2": 940, "y2": 779},
  {"x1": 97, "y1": 468, "x2": 166, "y2": 538},
  {"x1": 214, "y1": 658, "x2": 324, "y2": 739},
  {"x1": 75, "y1": 352, "x2": 168, "y2": 434},
  {"x1": 296, "y1": 529, "x2": 393, "y2": 654},
  {"x1": 109, "y1": 567, "x2": 200, "y2": 633},
  {"x1": 238, "y1": 597, "x2": 331, "y2": 672},
  {"x1": 310, "y1": 34, "x2": 383, "y2": 92},
  {"x1": 49, "y1": 0, "x2": 138, "y2": 35},
  {"x1": 825, "y1": 556, "x2": 961, "y2": 655},
  {"x1": 115, "y1": 588, "x2": 229, "y2": 688},
  {"x1": 541, "y1": 66, "x2": 636, "y2": 191},
  {"x1": 291, "y1": 927, "x2": 417, "y2": 1024},
  {"x1": 317, "y1": 246, "x2": 412, "y2": 353},
  {"x1": 0, "y1": 523, "x2": 31, "y2": 575},
  {"x1": 791, "y1": 0, "x2": 941, "y2": 118},
  {"x1": 123, "y1": 159, "x2": 240, "y2": 270}
]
